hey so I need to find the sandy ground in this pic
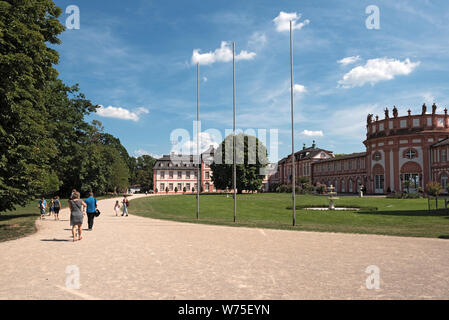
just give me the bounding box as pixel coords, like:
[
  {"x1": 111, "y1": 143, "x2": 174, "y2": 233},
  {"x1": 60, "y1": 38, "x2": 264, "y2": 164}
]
[{"x1": 0, "y1": 194, "x2": 448, "y2": 300}]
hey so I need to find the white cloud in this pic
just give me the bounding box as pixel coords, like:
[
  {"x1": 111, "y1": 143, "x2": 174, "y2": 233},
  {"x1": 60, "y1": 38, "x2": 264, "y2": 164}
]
[
  {"x1": 273, "y1": 11, "x2": 310, "y2": 32},
  {"x1": 293, "y1": 84, "x2": 307, "y2": 95},
  {"x1": 248, "y1": 32, "x2": 267, "y2": 48},
  {"x1": 133, "y1": 149, "x2": 162, "y2": 159},
  {"x1": 338, "y1": 58, "x2": 420, "y2": 88},
  {"x1": 96, "y1": 105, "x2": 149, "y2": 121},
  {"x1": 202, "y1": 76, "x2": 208, "y2": 82},
  {"x1": 191, "y1": 41, "x2": 256, "y2": 65},
  {"x1": 171, "y1": 132, "x2": 221, "y2": 155},
  {"x1": 301, "y1": 130, "x2": 324, "y2": 137},
  {"x1": 338, "y1": 56, "x2": 361, "y2": 66}
]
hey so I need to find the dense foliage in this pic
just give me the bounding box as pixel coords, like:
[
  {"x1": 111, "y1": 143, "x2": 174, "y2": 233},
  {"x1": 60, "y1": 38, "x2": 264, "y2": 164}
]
[
  {"x1": 210, "y1": 133, "x2": 268, "y2": 193},
  {"x1": 0, "y1": 1, "x2": 155, "y2": 211}
]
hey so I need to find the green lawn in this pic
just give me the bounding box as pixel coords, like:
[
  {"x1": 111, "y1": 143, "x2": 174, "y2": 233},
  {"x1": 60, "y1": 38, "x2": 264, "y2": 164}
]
[
  {"x1": 130, "y1": 194, "x2": 449, "y2": 239},
  {"x1": 0, "y1": 200, "x2": 67, "y2": 243}
]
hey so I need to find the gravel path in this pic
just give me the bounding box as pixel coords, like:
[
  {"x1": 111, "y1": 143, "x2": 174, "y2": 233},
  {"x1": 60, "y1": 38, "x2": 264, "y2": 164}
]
[{"x1": 0, "y1": 194, "x2": 448, "y2": 300}]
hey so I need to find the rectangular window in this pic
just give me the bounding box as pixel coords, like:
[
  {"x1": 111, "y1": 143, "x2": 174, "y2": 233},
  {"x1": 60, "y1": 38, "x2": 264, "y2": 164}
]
[
  {"x1": 186, "y1": 171, "x2": 191, "y2": 179},
  {"x1": 442, "y1": 150, "x2": 447, "y2": 163},
  {"x1": 178, "y1": 183, "x2": 182, "y2": 190},
  {"x1": 160, "y1": 183, "x2": 165, "y2": 191},
  {"x1": 205, "y1": 172, "x2": 210, "y2": 179},
  {"x1": 160, "y1": 171, "x2": 165, "y2": 179},
  {"x1": 178, "y1": 171, "x2": 182, "y2": 179},
  {"x1": 169, "y1": 183, "x2": 173, "y2": 191},
  {"x1": 349, "y1": 161, "x2": 352, "y2": 170},
  {"x1": 357, "y1": 159, "x2": 361, "y2": 169},
  {"x1": 375, "y1": 175, "x2": 384, "y2": 190},
  {"x1": 194, "y1": 171, "x2": 198, "y2": 178},
  {"x1": 169, "y1": 171, "x2": 173, "y2": 179},
  {"x1": 186, "y1": 183, "x2": 191, "y2": 191}
]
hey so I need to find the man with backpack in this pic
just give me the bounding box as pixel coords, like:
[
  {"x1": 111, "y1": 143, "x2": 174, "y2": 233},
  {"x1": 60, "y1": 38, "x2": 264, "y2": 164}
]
[
  {"x1": 121, "y1": 196, "x2": 129, "y2": 217},
  {"x1": 84, "y1": 192, "x2": 97, "y2": 231}
]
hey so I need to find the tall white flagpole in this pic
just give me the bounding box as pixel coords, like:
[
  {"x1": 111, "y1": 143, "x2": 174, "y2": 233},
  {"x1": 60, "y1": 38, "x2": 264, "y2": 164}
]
[
  {"x1": 290, "y1": 21, "x2": 296, "y2": 226},
  {"x1": 197, "y1": 62, "x2": 200, "y2": 220},
  {"x1": 233, "y1": 42, "x2": 237, "y2": 223}
]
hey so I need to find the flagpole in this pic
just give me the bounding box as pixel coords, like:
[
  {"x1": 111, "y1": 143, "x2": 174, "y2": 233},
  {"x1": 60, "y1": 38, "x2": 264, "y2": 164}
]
[
  {"x1": 197, "y1": 62, "x2": 200, "y2": 220},
  {"x1": 233, "y1": 42, "x2": 237, "y2": 223},
  {"x1": 290, "y1": 21, "x2": 296, "y2": 226}
]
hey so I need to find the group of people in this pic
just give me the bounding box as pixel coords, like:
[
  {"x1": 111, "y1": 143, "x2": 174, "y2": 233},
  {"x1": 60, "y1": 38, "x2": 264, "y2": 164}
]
[
  {"x1": 68, "y1": 190, "x2": 98, "y2": 242},
  {"x1": 38, "y1": 196, "x2": 61, "y2": 220},
  {"x1": 114, "y1": 197, "x2": 130, "y2": 217},
  {"x1": 38, "y1": 191, "x2": 131, "y2": 242}
]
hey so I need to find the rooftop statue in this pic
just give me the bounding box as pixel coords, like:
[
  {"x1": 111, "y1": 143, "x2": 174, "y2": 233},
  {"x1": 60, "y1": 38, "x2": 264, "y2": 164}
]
[
  {"x1": 384, "y1": 107, "x2": 389, "y2": 119},
  {"x1": 393, "y1": 106, "x2": 398, "y2": 118},
  {"x1": 422, "y1": 103, "x2": 427, "y2": 115},
  {"x1": 367, "y1": 114, "x2": 373, "y2": 125},
  {"x1": 432, "y1": 103, "x2": 437, "y2": 115}
]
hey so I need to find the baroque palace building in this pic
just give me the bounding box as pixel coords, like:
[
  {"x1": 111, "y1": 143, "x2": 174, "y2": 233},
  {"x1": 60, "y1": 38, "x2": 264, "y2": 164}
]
[
  {"x1": 153, "y1": 104, "x2": 449, "y2": 195},
  {"x1": 153, "y1": 146, "x2": 216, "y2": 194},
  {"x1": 272, "y1": 104, "x2": 449, "y2": 194}
]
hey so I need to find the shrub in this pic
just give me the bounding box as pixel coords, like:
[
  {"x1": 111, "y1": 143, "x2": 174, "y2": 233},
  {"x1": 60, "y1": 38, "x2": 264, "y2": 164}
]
[
  {"x1": 425, "y1": 181, "x2": 443, "y2": 197},
  {"x1": 155, "y1": 188, "x2": 158, "y2": 193},
  {"x1": 165, "y1": 187, "x2": 169, "y2": 193},
  {"x1": 315, "y1": 184, "x2": 327, "y2": 195},
  {"x1": 174, "y1": 187, "x2": 178, "y2": 193}
]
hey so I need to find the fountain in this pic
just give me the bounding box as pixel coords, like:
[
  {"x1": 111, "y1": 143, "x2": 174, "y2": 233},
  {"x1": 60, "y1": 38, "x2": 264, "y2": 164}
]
[
  {"x1": 327, "y1": 185, "x2": 339, "y2": 210},
  {"x1": 304, "y1": 184, "x2": 360, "y2": 211}
]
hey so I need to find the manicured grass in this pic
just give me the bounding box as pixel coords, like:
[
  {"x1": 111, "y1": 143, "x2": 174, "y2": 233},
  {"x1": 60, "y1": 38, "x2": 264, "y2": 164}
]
[{"x1": 130, "y1": 194, "x2": 449, "y2": 239}]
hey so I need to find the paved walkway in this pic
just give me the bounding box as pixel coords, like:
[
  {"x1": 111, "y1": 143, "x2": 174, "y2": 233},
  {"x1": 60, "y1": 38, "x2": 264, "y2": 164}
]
[{"x1": 0, "y1": 194, "x2": 448, "y2": 300}]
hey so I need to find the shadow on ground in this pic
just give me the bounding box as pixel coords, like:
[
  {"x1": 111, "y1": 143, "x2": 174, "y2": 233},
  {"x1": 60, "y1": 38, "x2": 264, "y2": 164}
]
[{"x1": 358, "y1": 210, "x2": 449, "y2": 217}]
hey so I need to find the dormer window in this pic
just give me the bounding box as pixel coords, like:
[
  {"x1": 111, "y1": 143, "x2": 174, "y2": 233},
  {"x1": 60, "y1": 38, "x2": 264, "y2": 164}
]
[
  {"x1": 373, "y1": 152, "x2": 381, "y2": 161},
  {"x1": 405, "y1": 149, "x2": 417, "y2": 159}
]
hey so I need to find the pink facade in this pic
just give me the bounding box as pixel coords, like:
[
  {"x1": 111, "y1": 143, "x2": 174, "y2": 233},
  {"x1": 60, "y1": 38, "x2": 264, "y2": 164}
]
[{"x1": 274, "y1": 104, "x2": 449, "y2": 194}]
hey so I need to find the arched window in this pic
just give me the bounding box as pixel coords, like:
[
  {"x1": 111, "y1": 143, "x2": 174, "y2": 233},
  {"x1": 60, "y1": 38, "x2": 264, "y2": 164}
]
[
  {"x1": 341, "y1": 180, "x2": 345, "y2": 193},
  {"x1": 349, "y1": 179, "x2": 353, "y2": 193}
]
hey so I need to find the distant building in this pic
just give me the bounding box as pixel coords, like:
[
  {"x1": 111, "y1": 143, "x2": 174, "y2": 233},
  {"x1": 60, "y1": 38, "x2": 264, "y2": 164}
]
[
  {"x1": 129, "y1": 185, "x2": 141, "y2": 194},
  {"x1": 153, "y1": 146, "x2": 216, "y2": 194},
  {"x1": 275, "y1": 104, "x2": 449, "y2": 194}
]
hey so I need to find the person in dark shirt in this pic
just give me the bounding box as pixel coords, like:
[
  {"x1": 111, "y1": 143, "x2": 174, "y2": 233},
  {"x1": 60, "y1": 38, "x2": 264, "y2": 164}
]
[{"x1": 84, "y1": 192, "x2": 97, "y2": 231}]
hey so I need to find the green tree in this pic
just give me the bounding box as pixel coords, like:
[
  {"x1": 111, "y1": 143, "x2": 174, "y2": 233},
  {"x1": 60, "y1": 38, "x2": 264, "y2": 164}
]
[
  {"x1": 134, "y1": 155, "x2": 156, "y2": 192},
  {"x1": 0, "y1": 0, "x2": 65, "y2": 211},
  {"x1": 210, "y1": 133, "x2": 268, "y2": 193}
]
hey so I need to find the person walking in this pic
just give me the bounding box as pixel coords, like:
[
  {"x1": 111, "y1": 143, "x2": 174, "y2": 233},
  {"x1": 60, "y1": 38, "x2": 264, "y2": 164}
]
[
  {"x1": 114, "y1": 200, "x2": 121, "y2": 216},
  {"x1": 121, "y1": 196, "x2": 129, "y2": 217},
  {"x1": 69, "y1": 192, "x2": 86, "y2": 242},
  {"x1": 38, "y1": 197, "x2": 47, "y2": 220},
  {"x1": 84, "y1": 192, "x2": 97, "y2": 231},
  {"x1": 54, "y1": 196, "x2": 61, "y2": 221},
  {"x1": 49, "y1": 198, "x2": 55, "y2": 216}
]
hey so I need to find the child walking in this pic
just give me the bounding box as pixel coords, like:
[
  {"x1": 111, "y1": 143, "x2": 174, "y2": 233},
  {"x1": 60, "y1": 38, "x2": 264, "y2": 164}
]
[{"x1": 114, "y1": 200, "x2": 121, "y2": 216}]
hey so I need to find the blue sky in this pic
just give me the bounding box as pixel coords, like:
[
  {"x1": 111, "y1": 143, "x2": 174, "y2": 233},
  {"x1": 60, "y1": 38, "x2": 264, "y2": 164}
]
[{"x1": 53, "y1": 0, "x2": 449, "y2": 161}]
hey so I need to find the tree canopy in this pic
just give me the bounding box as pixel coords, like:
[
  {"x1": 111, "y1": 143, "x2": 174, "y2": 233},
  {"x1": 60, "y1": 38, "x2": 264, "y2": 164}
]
[
  {"x1": 0, "y1": 1, "x2": 137, "y2": 211},
  {"x1": 210, "y1": 133, "x2": 268, "y2": 193}
]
